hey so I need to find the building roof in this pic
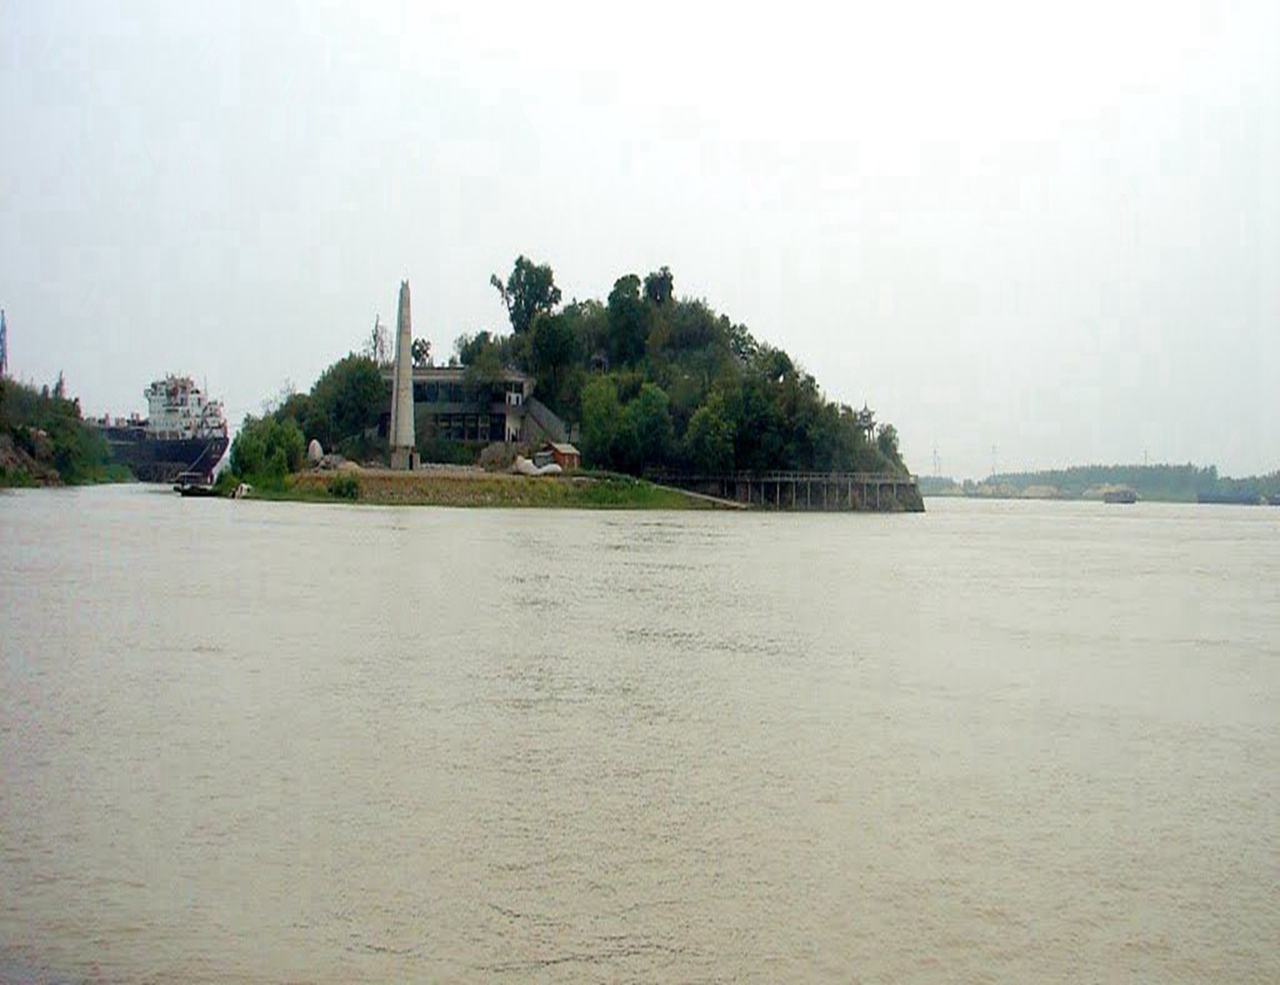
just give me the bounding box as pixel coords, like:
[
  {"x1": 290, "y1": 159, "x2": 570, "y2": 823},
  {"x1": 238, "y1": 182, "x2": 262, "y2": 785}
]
[
  {"x1": 545, "y1": 442, "x2": 580, "y2": 455},
  {"x1": 380, "y1": 364, "x2": 533, "y2": 384}
]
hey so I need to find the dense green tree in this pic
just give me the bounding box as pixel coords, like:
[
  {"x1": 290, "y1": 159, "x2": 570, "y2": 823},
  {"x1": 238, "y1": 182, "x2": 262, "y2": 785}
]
[
  {"x1": 666, "y1": 299, "x2": 723, "y2": 353},
  {"x1": 730, "y1": 374, "x2": 784, "y2": 471},
  {"x1": 580, "y1": 375, "x2": 621, "y2": 468},
  {"x1": 230, "y1": 416, "x2": 305, "y2": 483},
  {"x1": 752, "y1": 344, "x2": 795, "y2": 384},
  {"x1": 230, "y1": 421, "x2": 265, "y2": 477},
  {"x1": 578, "y1": 373, "x2": 666, "y2": 472},
  {"x1": 817, "y1": 404, "x2": 862, "y2": 471},
  {"x1": 530, "y1": 313, "x2": 581, "y2": 412},
  {"x1": 275, "y1": 391, "x2": 312, "y2": 430},
  {"x1": 274, "y1": 418, "x2": 306, "y2": 472},
  {"x1": 491, "y1": 255, "x2": 562, "y2": 335},
  {"x1": 643, "y1": 266, "x2": 674, "y2": 306},
  {"x1": 606, "y1": 274, "x2": 649, "y2": 367},
  {"x1": 684, "y1": 391, "x2": 735, "y2": 473},
  {"x1": 877, "y1": 424, "x2": 901, "y2": 464},
  {"x1": 728, "y1": 321, "x2": 759, "y2": 363},
  {"x1": 305, "y1": 354, "x2": 384, "y2": 449},
  {"x1": 662, "y1": 368, "x2": 711, "y2": 435},
  {"x1": 454, "y1": 331, "x2": 496, "y2": 366},
  {"x1": 626, "y1": 383, "x2": 673, "y2": 466},
  {"x1": 611, "y1": 413, "x2": 642, "y2": 474},
  {"x1": 454, "y1": 331, "x2": 507, "y2": 387},
  {"x1": 561, "y1": 299, "x2": 609, "y2": 366},
  {"x1": 464, "y1": 340, "x2": 506, "y2": 387}
]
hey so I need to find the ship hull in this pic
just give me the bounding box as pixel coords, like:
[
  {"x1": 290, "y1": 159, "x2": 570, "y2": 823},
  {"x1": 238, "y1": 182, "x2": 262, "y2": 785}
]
[{"x1": 102, "y1": 428, "x2": 229, "y2": 483}]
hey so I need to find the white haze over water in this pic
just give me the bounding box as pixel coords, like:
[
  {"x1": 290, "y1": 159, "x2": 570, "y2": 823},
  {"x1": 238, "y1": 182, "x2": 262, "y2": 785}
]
[{"x1": 2, "y1": 0, "x2": 1276, "y2": 479}]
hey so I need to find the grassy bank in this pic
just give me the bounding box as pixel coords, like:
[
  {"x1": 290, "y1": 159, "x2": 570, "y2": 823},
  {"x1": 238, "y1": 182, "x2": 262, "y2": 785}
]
[{"x1": 273, "y1": 468, "x2": 728, "y2": 509}]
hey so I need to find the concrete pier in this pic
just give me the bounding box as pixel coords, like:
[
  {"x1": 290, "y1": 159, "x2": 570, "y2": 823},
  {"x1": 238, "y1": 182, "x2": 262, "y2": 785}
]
[{"x1": 644, "y1": 470, "x2": 924, "y2": 512}]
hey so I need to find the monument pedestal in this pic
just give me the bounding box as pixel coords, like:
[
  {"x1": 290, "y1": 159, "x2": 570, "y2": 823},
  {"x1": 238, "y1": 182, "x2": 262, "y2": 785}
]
[{"x1": 391, "y1": 447, "x2": 418, "y2": 471}]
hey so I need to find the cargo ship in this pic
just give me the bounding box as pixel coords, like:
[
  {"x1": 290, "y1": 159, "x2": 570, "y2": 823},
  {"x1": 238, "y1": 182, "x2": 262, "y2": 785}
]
[{"x1": 91, "y1": 376, "x2": 229, "y2": 483}]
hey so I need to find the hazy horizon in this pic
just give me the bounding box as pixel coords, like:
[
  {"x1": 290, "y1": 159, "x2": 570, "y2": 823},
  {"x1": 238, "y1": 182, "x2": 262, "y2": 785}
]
[{"x1": 3, "y1": 1, "x2": 1276, "y2": 480}]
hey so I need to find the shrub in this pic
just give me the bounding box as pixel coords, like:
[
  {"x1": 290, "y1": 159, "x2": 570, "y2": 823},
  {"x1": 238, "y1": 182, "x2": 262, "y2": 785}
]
[
  {"x1": 417, "y1": 437, "x2": 479, "y2": 466},
  {"x1": 328, "y1": 473, "x2": 360, "y2": 500},
  {"x1": 230, "y1": 415, "x2": 306, "y2": 484},
  {"x1": 213, "y1": 469, "x2": 241, "y2": 496}
]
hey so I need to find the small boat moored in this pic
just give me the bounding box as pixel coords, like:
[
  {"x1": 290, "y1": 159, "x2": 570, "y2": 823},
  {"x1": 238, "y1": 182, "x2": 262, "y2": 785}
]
[{"x1": 173, "y1": 470, "x2": 219, "y2": 497}]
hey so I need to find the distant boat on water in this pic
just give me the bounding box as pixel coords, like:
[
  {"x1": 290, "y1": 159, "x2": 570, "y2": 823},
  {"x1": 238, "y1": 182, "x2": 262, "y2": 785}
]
[
  {"x1": 173, "y1": 470, "x2": 219, "y2": 496},
  {"x1": 1103, "y1": 488, "x2": 1137, "y2": 504},
  {"x1": 1197, "y1": 491, "x2": 1264, "y2": 505}
]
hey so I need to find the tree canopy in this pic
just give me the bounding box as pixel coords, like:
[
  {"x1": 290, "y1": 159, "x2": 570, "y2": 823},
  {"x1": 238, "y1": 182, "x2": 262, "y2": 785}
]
[
  {"x1": 490, "y1": 255, "x2": 562, "y2": 335},
  {"x1": 269, "y1": 353, "x2": 384, "y2": 455},
  {"x1": 606, "y1": 274, "x2": 649, "y2": 368},
  {"x1": 474, "y1": 257, "x2": 912, "y2": 477},
  {"x1": 643, "y1": 266, "x2": 674, "y2": 306},
  {"x1": 230, "y1": 415, "x2": 305, "y2": 486}
]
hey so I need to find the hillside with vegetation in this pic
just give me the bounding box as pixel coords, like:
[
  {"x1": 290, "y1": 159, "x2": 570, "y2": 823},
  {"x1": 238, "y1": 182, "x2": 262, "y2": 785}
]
[
  {"x1": 233, "y1": 258, "x2": 912, "y2": 489},
  {"x1": 0, "y1": 376, "x2": 129, "y2": 487},
  {"x1": 461, "y1": 258, "x2": 909, "y2": 476}
]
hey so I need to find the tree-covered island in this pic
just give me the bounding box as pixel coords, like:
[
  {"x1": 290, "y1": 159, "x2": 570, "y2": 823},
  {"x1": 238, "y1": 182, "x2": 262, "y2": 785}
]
[{"x1": 222, "y1": 257, "x2": 922, "y2": 510}]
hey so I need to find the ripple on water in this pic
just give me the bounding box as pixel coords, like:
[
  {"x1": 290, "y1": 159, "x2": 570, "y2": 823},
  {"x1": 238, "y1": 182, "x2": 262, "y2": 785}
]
[{"x1": 0, "y1": 491, "x2": 1277, "y2": 983}]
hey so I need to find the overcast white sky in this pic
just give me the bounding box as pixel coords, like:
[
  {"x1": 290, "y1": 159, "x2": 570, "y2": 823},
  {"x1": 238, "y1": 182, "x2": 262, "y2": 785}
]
[{"x1": 2, "y1": 0, "x2": 1276, "y2": 478}]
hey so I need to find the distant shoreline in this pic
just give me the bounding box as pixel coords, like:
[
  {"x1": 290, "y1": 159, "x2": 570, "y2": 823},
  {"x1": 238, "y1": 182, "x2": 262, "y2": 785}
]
[
  {"x1": 923, "y1": 489, "x2": 1280, "y2": 506},
  {"x1": 920, "y1": 463, "x2": 1279, "y2": 505}
]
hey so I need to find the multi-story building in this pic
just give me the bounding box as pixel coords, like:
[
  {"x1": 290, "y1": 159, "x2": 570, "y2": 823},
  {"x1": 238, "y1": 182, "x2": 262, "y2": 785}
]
[{"x1": 382, "y1": 366, "x2": 535, "y2": 444}]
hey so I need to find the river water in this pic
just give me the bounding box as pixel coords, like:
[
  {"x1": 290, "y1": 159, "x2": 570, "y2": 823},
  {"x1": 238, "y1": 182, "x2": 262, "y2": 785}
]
[{"x1": 1, "y1": 486, "x2": 1277, "y2": 983}]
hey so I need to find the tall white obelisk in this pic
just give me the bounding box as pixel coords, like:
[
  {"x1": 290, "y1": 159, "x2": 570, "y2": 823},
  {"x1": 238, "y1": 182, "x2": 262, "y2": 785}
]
[{"x1": 390, "y1": 280, "x2": 417, "y2": 470}]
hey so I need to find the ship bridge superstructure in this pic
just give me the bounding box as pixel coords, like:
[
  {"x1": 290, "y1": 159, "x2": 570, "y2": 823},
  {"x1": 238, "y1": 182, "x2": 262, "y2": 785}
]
[{"x1": 144, "y1": 376, "x2": 228, "y2": 441}]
